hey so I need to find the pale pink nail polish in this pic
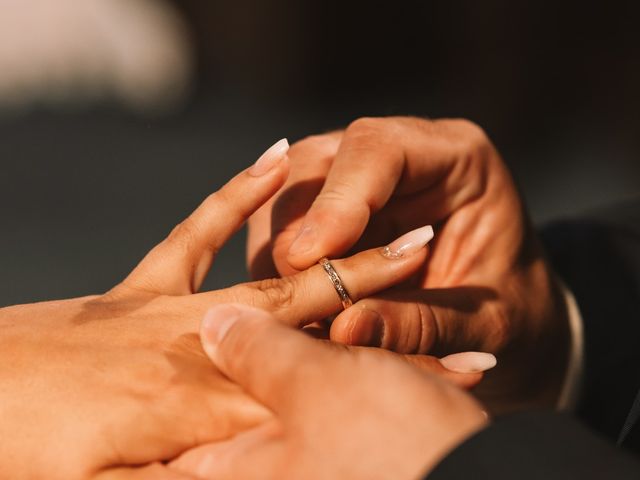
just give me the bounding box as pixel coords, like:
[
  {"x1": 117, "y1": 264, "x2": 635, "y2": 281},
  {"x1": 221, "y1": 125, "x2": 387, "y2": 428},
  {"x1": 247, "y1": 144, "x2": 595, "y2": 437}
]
[
  {"x1": 381, "y1": 225, "x2": 434, "y2": 259},
  {"x1": 439, "y1": 352, "x2": 497, "y2": 373},
  {"x1": 248, "y1": 138, "x2": 289, "y2": 177},
  {"x1": 288, "y1": 224, "x2": 317, "y2": 256}
]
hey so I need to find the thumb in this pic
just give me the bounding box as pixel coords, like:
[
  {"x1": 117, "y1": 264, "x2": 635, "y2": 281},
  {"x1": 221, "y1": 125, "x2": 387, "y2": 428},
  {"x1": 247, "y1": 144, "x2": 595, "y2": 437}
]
[
  {"x1": 200, "y1": 303, "x2": 335, "y2": 413},
  {"x1": 329, "y1": 286, "x2": 501, "y2": 355}
]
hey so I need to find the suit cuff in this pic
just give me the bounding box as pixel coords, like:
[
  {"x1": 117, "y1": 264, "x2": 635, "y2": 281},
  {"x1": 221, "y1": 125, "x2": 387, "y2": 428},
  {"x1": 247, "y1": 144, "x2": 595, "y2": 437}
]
[
  {"x1": 426, "y1": 412, "x2": 640, "y2": 480},
  {"x1": 556, "y1": 280, "x2": 584, "y2": 411}
]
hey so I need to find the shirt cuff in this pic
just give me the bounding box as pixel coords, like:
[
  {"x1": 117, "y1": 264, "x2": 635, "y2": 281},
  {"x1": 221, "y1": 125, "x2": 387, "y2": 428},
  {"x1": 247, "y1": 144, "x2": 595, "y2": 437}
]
[{"x1": 556, "y1": 280, "x2": 584, "y2": 411}]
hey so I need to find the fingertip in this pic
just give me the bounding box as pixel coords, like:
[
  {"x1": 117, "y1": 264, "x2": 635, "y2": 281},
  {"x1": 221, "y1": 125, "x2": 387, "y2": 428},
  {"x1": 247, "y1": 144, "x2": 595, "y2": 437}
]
[
  {"x1": 427, "y1": 355, "x2": 486, "y2": 389},
  {"x1": 286, "y1": 223, "x2": 319, "y2": 262},
  {"x1": 286, "y1": 203, "x2": 369, "y2": 269},
  {"x1": 401, "y1": 355, "x2": 484, "y2": 390},
  {"x1": 248, "y1": 138, "x2": 290, "y2": 177},
  {"x1": 330, "y1": 306, "x2": 384, "y2": 347},
  {"x1": 328, "y1": 312, "x2": 352, "y2": 344},
  {"x1": 445, "y1": 370, "x2": 485, "y2": 390},
  {"x1": 200, "y1": 304, "x2": 270, "y2": 364},
  {"x1": 200, "y1": 304, "x2": 243, "y2": 362},
  {"x1": 439, "y1": 352, "x2": 497, "y2": 374}
]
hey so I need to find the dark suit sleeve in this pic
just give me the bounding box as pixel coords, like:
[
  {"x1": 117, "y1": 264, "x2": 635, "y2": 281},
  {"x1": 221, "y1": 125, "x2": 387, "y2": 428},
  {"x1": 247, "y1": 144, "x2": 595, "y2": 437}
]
[
  {"x1": 540, "y1": 202, "x2": 640, "y2": 442},
  {"x1": 428, "y1": 201, "x2": 640, "y2": 479},
  {"x1": 427, "y1": 412, "x2": 640, "y2": 480}
]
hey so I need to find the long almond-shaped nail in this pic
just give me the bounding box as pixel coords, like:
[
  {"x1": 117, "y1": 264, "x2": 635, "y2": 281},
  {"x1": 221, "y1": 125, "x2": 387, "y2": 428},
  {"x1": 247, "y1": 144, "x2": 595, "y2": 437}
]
[
  {"x1": 381, "y1": 225, "x2": 434, "y2": 259},
  {"x1": 248, "y1": 138, "x2": 289, "y2": 177},
  {"x1": 439, "y1": 352, "x2": 497, "y2": 373}
]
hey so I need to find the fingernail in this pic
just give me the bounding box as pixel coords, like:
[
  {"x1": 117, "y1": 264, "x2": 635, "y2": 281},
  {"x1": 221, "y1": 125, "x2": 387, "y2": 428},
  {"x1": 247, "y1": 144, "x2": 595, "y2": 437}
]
[
  {"x1": 439, "y1": 352, "x2": 497, "y2": 373},
  {"x1": 288, "y1": 223, "x2": 317, "y2": 256},
  {"x1": 348, "y1": 307, "x2": 384, "y2": 347},
  {"x1": 381, "y1": 225, "x2": 434, "y2": 259},
  {"x1": 201, "y1": 304, "x2": 243, "y2": 355},
  {"x1": 248, "y1": 138, "x2": 289, "y2": 177}
]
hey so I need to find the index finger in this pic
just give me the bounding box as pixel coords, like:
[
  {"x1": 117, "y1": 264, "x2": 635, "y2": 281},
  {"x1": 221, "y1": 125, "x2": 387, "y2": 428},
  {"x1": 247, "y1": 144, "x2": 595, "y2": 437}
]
[
  {"x1": 286, "y1": 116, "x2": 494, "y2": 270},
  {"x1": 247, "y1": 132, "x2": 342, "y2": 279},
  {"x1": 199, "y1": 225, "x2": 434, "y2": 328}
]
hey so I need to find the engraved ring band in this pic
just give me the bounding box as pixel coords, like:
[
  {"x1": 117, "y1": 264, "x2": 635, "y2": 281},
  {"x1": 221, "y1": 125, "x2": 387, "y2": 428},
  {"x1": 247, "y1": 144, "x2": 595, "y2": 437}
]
[{"x1": 318, "y1": 257, "x2": 353, "y2": 310}]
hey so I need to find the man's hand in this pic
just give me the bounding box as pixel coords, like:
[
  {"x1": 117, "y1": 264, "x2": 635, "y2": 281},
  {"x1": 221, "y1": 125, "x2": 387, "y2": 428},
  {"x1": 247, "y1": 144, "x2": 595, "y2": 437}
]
[
  {"x1": 170, "y1": 304, "x2": 494, "y2": 480},
  {"x1": 247, "y1": 117, "x2": 571, "y2": 411}
]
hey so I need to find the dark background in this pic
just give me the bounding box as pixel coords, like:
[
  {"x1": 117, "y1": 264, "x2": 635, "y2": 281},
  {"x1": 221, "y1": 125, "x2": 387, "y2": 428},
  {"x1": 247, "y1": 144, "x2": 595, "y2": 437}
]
[{"x1": 1, "y1": 0, "x2": 639, "y2": 305}]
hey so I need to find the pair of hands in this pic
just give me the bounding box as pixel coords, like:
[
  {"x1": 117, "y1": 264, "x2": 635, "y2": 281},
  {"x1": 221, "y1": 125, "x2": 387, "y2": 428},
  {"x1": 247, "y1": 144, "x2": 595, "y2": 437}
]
[
  {"x1": 170, "y1": 117, "x2": 571, "y2": 479},
  {"x1": 1, "y1": 116, "x2": 571, "y2": 479},
  {"x1": 0, "y1": 132, "x2": 493, "y2": 479}
]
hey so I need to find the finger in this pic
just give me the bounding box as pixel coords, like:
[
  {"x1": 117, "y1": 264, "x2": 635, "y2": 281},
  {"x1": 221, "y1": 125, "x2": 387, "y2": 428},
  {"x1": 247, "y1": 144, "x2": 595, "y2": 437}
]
[
  {"x1": 199, "y1": 304, "x2": 340, "y2": 414},
  {"x1": 247, "y1": 132, "x2": 342, "y2": 279},
  {"x1": 94, "y1": 463, "x2": 199, "y2": 480},
  {"x1": 329, "y1": 287, "x2": 502, "y2": 356},
  {"x1": 123, "y1": 139, "x2": 290, "y2": 295},
  {"x1": 170, "y1": 422, "x2": 283, "y2": 480},
  {"x1": 358, "y1": 346, "x2": 487, "y2": 390},
  {"x1": 285, "y1": 117, "x2": 497, "y2": 270},
  {"x1": 403, "y1": 352, "x2": 491, "y2": 389},
  {"x1": 199, "y1": 225, "x2": 434, "y2": 328}
]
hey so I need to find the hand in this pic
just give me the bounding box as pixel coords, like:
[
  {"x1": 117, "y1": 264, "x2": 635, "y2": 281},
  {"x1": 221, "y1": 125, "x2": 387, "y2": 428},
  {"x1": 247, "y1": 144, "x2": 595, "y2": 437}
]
[
  {"x1": 170, "y1": 304, "x2": 493, "y2": 480},
  {"x1": 247, "y1": 117, "x2": 571, "y2": 411},
  {"x1": 1, "y1": 139, "x2": 479, "y2": 479}
]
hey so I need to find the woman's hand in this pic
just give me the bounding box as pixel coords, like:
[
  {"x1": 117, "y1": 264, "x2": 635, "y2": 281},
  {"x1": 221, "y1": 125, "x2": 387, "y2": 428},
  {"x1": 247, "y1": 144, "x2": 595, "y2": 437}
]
[
  {"x1": 170, "y1": 304, "x2": 493, "y2": 480},
  {"x1": 247, "y1": 118, "x2": 572, "y2": 412},
  {"x1": 0, "y1": 139, "x2": 481, "y2": 479}
]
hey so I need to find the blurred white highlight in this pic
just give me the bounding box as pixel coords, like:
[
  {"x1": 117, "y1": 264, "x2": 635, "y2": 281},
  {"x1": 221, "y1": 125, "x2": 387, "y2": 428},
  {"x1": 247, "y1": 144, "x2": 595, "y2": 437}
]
[{"x1": 0, "y1": 0, "x2": 194, "y2": 114}]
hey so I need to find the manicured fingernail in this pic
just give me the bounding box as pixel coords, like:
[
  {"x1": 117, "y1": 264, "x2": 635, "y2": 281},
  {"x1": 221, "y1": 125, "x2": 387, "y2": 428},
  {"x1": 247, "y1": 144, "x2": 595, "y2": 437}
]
[
  {"x1": 201, "y1": 304, "x2": 242, "y2": 356},
  {"x1": 348, "y1": 307, "x2": 384, "y2": 347},
  {"x1": 288, "y1": 223, "x2": 317, "y2": 256},
  {"x1": 381, "y1": 225, "x2": 434, "y2": 259},
  {"x1": 439, "y1": 352, "x2": 497, "y2": 373},
  {"x1": 248, "y1": 138, "x2": 289, "y2": 177}
]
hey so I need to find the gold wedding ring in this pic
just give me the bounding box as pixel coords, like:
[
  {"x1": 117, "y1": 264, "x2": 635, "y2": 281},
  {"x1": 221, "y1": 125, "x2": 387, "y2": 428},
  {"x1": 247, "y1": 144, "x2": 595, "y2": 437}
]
[{"x1": 318, "y1": 257, "x2": 353, "y2": 310}]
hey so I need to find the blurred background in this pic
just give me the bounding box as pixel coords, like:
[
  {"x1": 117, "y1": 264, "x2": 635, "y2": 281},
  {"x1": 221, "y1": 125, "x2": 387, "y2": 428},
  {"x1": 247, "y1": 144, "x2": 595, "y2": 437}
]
[{"x1": 1, "y1": 0, "x2": 638, "y2": 305}]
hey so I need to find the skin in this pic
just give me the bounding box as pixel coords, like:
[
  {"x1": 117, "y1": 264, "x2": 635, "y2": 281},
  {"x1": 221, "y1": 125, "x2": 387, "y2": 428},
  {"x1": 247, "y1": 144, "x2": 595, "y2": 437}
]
[
  {"x1": 247, "y1": 117, "x2": 572, "y2": 412},
  {"x1": 0, "y1": 143, "x2": 481, "y2": 479},
  {"x1": 170, "y1": 304, "x2": 489, "y2": 480}
]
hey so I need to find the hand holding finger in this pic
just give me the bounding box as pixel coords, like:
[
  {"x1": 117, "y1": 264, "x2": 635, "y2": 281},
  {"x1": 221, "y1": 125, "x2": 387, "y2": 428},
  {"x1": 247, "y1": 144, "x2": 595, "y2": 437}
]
[
  {"x1": 170, "y1": 303, "x2": 492, "y2": 480},
  {"x1": 284, "y1": 117, "x2": 497, "y2": 271},
  {"x1": 201, "y1": 225, "x2": 435, "y2": 328},
  {"x1": 247, "y1": 132, "x2": 343, "y2": 278}
]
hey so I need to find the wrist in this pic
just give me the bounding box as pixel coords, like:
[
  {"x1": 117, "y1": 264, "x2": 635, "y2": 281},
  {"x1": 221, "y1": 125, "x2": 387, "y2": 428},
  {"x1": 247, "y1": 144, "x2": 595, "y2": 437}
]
[{"x1": 475, "y1": 265, "x2": 572, "y2": 413}]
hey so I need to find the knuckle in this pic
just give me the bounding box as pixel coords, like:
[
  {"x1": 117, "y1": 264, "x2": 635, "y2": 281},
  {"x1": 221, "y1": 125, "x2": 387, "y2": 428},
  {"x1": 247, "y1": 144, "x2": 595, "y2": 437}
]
[
  {"x1": 318, "y1": 178, "x2": 357, "y2": 200},
  {"x1": 449, "y1": 118, "x2": 491, "y2": 154},
  {"x1": 434, "y1": 118, "x2": 495, "y2": 200},
  {"x1": 254, "y1": 276, "x2": 297, "y2": 311},
  {"x1": 484, "y1": 302, "x2": 511, "y2": 351},
  {"x1": 415, "y1": 302, "x2": 439, "y2": 354},
  {"x1": 205, "y1": 189, "x2": 231, "y2": 211},
  {"x1": 289, "y1": 133, "x2": 342, "y2": 165},
  {"x1": 343, "y1": 117, "x2": 403, "y2": 158},
  {"x1": 345, "y1": 116, "x2": 385, "y2": 138},
  {"x1": 292, "y1": 133, "x2": 333, "y2": 152},
  {"x1": 166, "y1": 217, "x2": 201, "y2": 252}
]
